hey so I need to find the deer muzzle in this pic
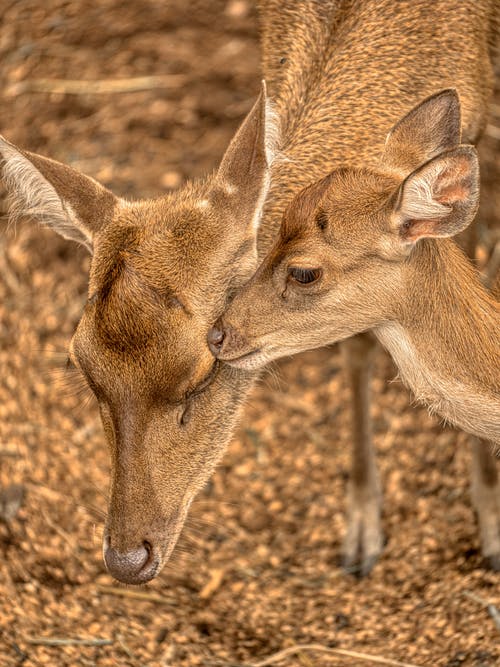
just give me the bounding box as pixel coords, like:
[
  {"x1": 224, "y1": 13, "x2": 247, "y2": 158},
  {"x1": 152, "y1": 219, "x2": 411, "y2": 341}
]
[
  {"x1": 207, "y1": 319, "x2": 255, "y2": 361},
  {"x1": 103, "y1": 506, "x2": 186, "y2": 585},
  {"x1": 103, "y1": 534, "x2": 159, "y2": 584}
]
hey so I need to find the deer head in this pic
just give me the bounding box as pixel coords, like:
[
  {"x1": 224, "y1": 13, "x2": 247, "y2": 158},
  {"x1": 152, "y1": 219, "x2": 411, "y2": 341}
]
[
  {"x1": 0, "y1": 83, "x2": 277, "y2": 584},
  {"x1": 210, "y1": 90, "x2": 480, "y2": 368}
]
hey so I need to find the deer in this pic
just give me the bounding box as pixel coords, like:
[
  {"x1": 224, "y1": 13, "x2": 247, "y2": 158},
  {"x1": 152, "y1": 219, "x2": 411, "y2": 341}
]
[
  {"x1": 0, "y1": 0, "x2": 499, "y2": 584},
  {"x1": 210, "y1": 88, "x2": 500, "y2": 529},
  {"x1": 211, "y1": 90, "x2": 500, "y2": 439}
]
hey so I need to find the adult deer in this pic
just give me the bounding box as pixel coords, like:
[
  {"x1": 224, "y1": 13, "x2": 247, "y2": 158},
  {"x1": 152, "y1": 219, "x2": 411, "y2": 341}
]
[{"x1": 1, "y1": 1, "x2": 499, "y2": 583}]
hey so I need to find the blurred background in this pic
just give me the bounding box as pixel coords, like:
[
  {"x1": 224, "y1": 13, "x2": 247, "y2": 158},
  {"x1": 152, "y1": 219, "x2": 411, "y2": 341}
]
[{"x1": 0, "y1": 1, "x2": 499, "y2": 665}]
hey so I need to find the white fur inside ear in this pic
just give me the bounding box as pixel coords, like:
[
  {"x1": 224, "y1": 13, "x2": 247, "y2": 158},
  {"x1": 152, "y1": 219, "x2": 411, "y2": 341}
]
[
  {"x1": 400, "y1": 160, "x2": 452, "y2": 221},
  {"x1": 264, "y1": 99, "x2": 281, "y2": 169},
  {"x1": 0, "y1": 139, "x2": 92, "y2": 251},
  {"x1": 250, "y1": 99, "x2": 281, "y2": 232}
]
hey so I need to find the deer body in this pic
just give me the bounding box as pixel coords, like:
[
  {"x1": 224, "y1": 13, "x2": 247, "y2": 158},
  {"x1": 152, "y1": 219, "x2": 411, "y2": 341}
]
[
  {"x1": 257, "y1": 0, "x2": 496, "y2": 253},
  {"x1": 1, "y1": 0, "x2": 499, "y2": 582},
  {"x1": 376, "y1": 241, "x2": 500, "y2": 444},
  {"x1": 232, "y1": 1, "x2": 500, "y2": 570}
]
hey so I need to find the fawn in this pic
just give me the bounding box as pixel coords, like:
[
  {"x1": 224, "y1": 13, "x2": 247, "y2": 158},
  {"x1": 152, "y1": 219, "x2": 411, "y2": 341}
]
[
  {"x1": 1, "y1": 1, "x2": 499, "y2": 583},
  {"x1": 212, "y1": 90, "x2": 500, "y2": 447},
  {"x1": 211, "y1": 89, "x2": 500, "y2": 554}
]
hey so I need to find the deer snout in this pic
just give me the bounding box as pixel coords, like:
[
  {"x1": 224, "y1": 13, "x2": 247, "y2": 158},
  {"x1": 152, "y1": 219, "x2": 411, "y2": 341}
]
[
  {"x1": 103, "y1": 535, "x2": 159, "y2": 585},
  {"x1": 208, "y1": 320, "x2": 250, "y2": 360}
]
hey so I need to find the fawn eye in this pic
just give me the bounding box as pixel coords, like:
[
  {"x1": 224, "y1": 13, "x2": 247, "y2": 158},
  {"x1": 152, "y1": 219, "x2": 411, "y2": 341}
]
[{"x1": 288, "y1": 267, "x2": 322, "y2": 285}]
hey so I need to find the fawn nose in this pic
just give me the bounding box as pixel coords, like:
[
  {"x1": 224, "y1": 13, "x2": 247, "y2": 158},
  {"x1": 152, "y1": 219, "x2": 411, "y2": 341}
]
[
  {"x1": 207, "y1": 322, "x2": 226, "y2": 355},
  {"x1": 104, "y1": 538, "x2": 159, "y2": 585}
]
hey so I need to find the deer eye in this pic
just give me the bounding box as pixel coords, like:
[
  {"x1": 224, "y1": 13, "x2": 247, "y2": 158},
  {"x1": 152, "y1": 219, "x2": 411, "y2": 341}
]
[
  {"x1": 178, "y1": 402, "x2": 192, "y2": 427},
  {"x1": 288, "y1": 267, "x2": 322, "y2": 285},
  {"x1": 178, "y1": 360, "x2": 219, "y2": 427}
]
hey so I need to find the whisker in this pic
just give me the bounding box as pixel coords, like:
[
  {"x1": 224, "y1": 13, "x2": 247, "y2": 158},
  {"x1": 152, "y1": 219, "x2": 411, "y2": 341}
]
[
  {"x1": 76, "y1": 503, "x2": 107, "y2": 520},
  {"x1": 85, "y1": 480, "x2": 109, "y2": 502},
  {"x1": 261, "y1": 361, "x2": 284, "y2": 390},
  {"x1": 191, "y1": 499, "x2": 239, "y2": 509}
]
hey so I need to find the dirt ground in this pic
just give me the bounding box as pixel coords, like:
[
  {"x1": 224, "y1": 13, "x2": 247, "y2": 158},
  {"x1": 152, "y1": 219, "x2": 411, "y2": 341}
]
[{"x1": 0, "y1": 1, "x2": 499, "y2": 666}]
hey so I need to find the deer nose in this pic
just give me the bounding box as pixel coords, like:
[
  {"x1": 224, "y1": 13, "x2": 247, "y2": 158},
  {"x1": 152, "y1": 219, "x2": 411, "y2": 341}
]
[
  {"x1": 207, "y1": 321, "x2": 226, "y2": 355},
  {"x1": 103, "y1": 538, "x2": 159, "y2": 585}
]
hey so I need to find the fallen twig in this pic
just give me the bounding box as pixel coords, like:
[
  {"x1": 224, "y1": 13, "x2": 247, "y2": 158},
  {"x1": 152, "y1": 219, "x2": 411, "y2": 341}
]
[
  {"x1": 199, "y1": 567, "x2": 225, "y2": 600},
  {"x1": 463, "y1": 590, "x2": 500, "y2": 632},
  {"x1": 6, "y1": 75, "x2": 187, "y2": 97},
  {"x1": 96, "y1": 584, "x2": 177, "y2": 605},
  {"x1": 24, "y1": 636, "x2": 112, "y2": 647},
  {"x1": 221, "y1": 643, "x2": 422, "y2": 667},
  {"x1": 116, "y1": 633, "x2": 136, "y2": 660},
  {"x1": 11, "y1": 640, "x2": 28, "y2": 663}
]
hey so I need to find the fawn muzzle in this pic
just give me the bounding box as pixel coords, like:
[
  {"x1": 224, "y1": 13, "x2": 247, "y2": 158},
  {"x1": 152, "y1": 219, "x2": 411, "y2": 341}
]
[{"x1": 207, "y1": 320, "x2": 256, "y2": 363}]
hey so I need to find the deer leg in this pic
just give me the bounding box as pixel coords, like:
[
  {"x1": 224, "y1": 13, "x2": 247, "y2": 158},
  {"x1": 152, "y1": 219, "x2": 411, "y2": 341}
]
[
  {"x1": 341, "y1": 333, "x2": 382, "y2": 577},
  {"x1": 457, "y1": 217, "x2": 500, "y2": 569},
  {"x1": 470, "y1": 438, "x2": 500, "y2": 571}
]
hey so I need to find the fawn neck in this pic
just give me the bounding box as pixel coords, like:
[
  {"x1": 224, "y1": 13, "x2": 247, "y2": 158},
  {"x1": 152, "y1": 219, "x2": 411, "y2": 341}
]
[
  {"x1": 376, "y1": 240, "x2": 500, "y2": 444},
  {"x1": 258, "y1": 0, "x2": 496, "y2": 254}
]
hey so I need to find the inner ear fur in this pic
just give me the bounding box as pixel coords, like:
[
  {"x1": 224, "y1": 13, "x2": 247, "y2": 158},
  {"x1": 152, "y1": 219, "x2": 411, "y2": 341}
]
[
  {"x1": 0, "y1": 136, "x2": 118, "y2": 253},
  {"x1": 382, "y1": 89, "x2": 462, "y2": 175},
  {"x1": 393, "y1": 145, "x2": 479, "y2": 244}
]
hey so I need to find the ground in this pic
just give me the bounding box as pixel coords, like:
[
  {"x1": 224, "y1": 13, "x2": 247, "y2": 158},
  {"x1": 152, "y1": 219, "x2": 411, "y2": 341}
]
[{"x1": 0, "y1": 1, "x2": 499, "y2": 666}]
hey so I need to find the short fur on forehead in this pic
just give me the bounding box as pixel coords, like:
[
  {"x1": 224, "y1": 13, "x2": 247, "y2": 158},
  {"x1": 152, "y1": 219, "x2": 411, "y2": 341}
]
[{"x1": 281, "y1": 167, "x2": 399, "y2": 243}]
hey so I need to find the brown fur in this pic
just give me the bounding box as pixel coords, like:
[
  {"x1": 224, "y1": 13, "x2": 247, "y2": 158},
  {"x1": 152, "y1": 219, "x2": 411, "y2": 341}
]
[
  {"x1": 0, "y1": 1, "x2": 499, "y2": 581},
  {"x1": 218, "y1": 95, "x2": 500, "y2": 440},
  {"x1": 216, "y1": 89, "x2": 500, "y2": 569}
]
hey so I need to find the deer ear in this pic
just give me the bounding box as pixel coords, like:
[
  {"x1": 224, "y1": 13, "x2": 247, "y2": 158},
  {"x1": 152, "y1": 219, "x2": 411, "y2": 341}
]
[
  {"x1": 382, "y1": 89, "x2": 461, "y2": 174},
  {"x1": 0, "y1": 137, "x2": 118, "y2": 253},
  {"x1": 391, "y1": 146, "x2": 479, "y2": 245},
  {"x1": 213, "y1": 80, "x2": 279, "y2": 231}
]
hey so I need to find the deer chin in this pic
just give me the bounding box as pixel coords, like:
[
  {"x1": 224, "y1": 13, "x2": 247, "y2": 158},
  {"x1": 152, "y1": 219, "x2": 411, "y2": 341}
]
[{"x1": 222, "y1": 347, "x2": 271, "y2": 370}]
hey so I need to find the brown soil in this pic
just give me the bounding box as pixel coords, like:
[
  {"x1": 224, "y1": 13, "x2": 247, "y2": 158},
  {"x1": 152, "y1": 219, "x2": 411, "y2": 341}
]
[{"x1": 0, "y1": 2, "x2": 499, "y2": 666}]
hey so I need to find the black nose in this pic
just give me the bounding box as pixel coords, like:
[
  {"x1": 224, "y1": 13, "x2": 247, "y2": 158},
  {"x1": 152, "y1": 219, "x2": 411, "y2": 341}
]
[
  {"x1": 104, "y1": 538, "x2": 159, "y2": 585},
  {"x1": 207, "y1": 323, "x2": 225, "y2": 355}
]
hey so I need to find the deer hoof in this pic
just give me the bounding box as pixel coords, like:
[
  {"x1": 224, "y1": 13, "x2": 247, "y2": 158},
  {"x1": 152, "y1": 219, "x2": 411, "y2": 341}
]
[
  {"x1": 341, "y1": 551, "x2": 381, "y2": 578},
  {"x1": 341, "y1": 500, "x2": 384, "y2": 578}
]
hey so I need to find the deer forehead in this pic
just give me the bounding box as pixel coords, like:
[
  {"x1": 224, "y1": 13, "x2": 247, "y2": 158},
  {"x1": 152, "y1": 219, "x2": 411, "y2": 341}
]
[
  {"x1": 74, "y1": 311, "x2": 214, "y2": 405},
  {"x1": 74, "y1": 269, "x2": 214, "y2": 403},
  {"x1": 277, "y1": 170, "x2": 396, "y2": 265},
  {"x1": 324, "y1": 168, "x2": 395, "y2": 212},
  {"x1": 90, "y1": 215, "x2": 214, "y2": 298}
]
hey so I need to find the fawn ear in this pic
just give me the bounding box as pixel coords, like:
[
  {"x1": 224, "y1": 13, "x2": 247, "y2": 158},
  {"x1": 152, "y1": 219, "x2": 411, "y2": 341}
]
[
  {"x1": 382, "y1": 89, "x2": 461, "y2": 174},
  {"x1": 391, "y1": 146, "x2": 479, "y2": 245},
  {"x1": 0, "y1": 137, "x2": 118, "y2": 253},
  {"x1": 213, "y1": 80, "x2": 278, "y2": 232}
]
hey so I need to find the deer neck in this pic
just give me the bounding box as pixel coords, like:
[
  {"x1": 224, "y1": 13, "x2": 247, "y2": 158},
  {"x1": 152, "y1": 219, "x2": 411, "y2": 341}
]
[
  {"x1": 375, "y1": 240, "x2": 500, "y2": 444},
  {"x1": 257, "y1": 0, "x2": 495, "y2": 255}
]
